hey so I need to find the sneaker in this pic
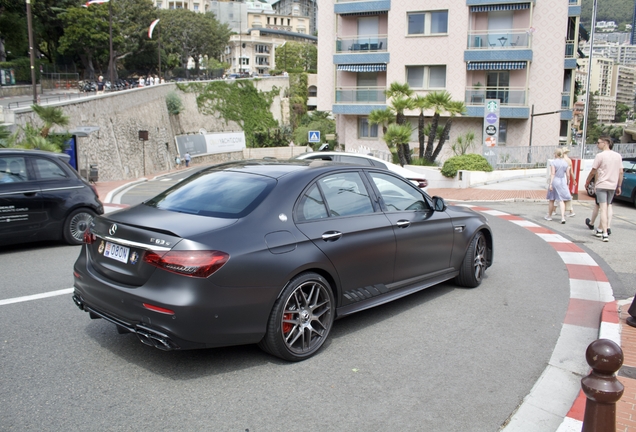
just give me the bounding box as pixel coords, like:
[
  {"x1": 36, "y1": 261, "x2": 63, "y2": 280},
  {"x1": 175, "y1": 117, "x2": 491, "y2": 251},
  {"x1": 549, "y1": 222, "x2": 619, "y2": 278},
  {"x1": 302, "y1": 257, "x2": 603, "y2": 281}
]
[
  {"x1": 608, "y1": 228, "x2": 612, "y2": 236},
  {"x1": 567, "y1": 212, "x2": 576, "y2": 217},
  {"x1": 594, "y1": 230, "x2": 603, "y2": 237},
  {"x1": 544, "y1": 216, "x2": 552, "y2": 221},
  {"x1": 603, "y1": 235, "x2": 609, "y2": 242},
  {"x1": 561, "y1": 219, "x2": 566, "y2": 224},
  {"x1": 585, "y1": 218, "x2": 594, "y2": 230}
]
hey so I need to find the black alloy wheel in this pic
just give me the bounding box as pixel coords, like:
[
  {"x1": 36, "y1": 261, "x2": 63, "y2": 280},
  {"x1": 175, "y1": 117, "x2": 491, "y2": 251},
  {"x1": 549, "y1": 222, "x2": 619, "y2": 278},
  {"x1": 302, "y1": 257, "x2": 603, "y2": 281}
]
[
  {"x1": 259, "y1": 272, "x2": 334, "y2": 361},
  {"x1": 64, "y1": 208, "x2": 96, "y2": 245},
  {"x1": 455, "y1": 232, "x2": 487, "y2": 288}
]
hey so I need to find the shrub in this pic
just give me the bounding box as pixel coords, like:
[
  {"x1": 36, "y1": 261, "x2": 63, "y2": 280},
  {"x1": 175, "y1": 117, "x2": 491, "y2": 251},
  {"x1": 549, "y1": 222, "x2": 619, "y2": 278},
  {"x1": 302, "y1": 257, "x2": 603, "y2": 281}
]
[
  {"x1": 165, "y1": 91, "x2": 184, "y2": 115},
  {"x1": 441, "y1": 153, "x2": 492, "y2": 178}
]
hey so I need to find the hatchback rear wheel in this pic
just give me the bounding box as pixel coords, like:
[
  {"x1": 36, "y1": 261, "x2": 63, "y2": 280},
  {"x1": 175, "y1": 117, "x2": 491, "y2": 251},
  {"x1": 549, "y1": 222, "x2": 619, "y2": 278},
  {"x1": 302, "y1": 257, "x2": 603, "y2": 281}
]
[
  {"x1": 64, "y1": 208, "x2": 96, "y2": 245},
  {"x1": 259, "y1": 272, "x2": 334, "y2": 361}
]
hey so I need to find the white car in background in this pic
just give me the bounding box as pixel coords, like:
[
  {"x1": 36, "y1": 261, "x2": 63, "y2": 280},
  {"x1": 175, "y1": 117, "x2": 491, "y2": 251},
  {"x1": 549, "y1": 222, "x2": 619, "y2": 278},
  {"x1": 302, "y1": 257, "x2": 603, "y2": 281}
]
[{"x1": 296, "y1": 151, "x2": 428, "y2": 188}]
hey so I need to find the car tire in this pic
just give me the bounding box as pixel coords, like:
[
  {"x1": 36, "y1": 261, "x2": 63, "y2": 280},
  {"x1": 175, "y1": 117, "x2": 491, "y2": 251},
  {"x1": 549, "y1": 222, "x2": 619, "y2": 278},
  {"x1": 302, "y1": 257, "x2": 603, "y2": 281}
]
[
  {"x1": 587, "y1": 180, "x2": 596, "y2": 197},
  {"x1": 455, "y1": 232, "x2": 487, "y2": 288},
  {"x1": 63, "y1": 208, "x2": 96, "y2": 245},
  {"x1": 258, "y1": 272, "x2": 334, "y2": 361}
]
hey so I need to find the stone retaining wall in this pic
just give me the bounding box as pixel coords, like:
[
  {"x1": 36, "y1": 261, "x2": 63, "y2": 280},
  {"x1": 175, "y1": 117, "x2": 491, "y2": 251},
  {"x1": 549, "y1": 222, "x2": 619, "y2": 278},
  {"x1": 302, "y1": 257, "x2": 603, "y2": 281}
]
[{"x1": 7, "y1": 78, "x2": 290, "y2": 181}]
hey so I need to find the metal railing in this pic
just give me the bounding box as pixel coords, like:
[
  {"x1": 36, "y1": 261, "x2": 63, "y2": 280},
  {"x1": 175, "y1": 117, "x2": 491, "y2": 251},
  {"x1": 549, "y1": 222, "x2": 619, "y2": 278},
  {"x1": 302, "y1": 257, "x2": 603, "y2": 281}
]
[
  {"x1": 336, "y1": 36, "x2": 388, "y2": 53},
  {"x1": 565, "y1": 40, "x2": 576, "y2": 58},
  {"x1": 335, "y1": 87, "x2": 386, "y2": 103},
  {"x1": 483, "y1": 144, "x2": 636, "y2": 170},
  {"x1": 465, "y1": 86, "x2": 527, "y2": 106},
  {"x1": 467, "y1": 30, "x2": 531, "y2": 49},
  {"x1": 561, "y1": 92, "x2": 571, "y2": 109}
]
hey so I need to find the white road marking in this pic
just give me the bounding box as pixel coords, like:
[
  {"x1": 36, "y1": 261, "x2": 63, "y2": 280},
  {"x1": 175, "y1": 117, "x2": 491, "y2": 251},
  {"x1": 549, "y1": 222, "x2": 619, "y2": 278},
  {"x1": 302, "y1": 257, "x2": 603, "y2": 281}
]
[{"x1": 0, "y1": 288, "x2": 74, "y2": 306}]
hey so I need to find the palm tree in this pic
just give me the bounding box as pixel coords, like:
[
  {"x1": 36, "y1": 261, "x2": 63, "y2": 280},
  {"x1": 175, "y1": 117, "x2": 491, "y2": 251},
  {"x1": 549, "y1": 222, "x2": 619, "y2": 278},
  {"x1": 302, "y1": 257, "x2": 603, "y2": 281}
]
[
  {"x1": 385, "y1": 82, "x2": 413, "y2": 99},
  {"x1": 383, "y1": 123, "x2": 412, "y2": 167},
  {"x1": 388, "y1": 96, "x2": 415, "y2": 164},
  {"x1": 423, "y1": 91, "x2": 453, "y2": 161},
  {"x1": 7, "y1": 105, "x2": 71, "y2": 152},
  {"x1": 368, "y1": 108, "x2": 395, "y2": 136},
  {"x1": 31, "y1": 104, "x2": 70, "y2": 138},
  {"x1": 430, "y1": 100, "x2": 466, "y2": 162},
  {"x1": 412, "y1": 95, "x2": 430, "y2": 159}
]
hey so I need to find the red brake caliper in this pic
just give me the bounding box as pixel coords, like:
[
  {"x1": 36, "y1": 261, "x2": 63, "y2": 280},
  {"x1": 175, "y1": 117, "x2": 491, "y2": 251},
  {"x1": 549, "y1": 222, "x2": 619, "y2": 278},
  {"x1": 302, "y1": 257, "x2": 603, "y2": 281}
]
[{"x1": 282, "y1": 313, "x2": 292, "y2": 334}]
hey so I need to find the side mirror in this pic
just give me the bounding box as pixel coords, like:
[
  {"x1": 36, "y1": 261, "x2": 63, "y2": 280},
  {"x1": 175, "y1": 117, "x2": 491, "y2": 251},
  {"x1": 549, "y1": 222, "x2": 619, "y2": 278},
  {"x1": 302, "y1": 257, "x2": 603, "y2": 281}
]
[{"x1": 432, "y1": 196, "x2": 447, "y2": 212}]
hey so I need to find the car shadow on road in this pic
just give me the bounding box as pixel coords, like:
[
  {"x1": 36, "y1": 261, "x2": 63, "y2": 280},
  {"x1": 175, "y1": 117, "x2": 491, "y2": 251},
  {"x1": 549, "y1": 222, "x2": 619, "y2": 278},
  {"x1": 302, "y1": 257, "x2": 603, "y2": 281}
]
[{"x1": 80, "y1": 280, "x2": 469, "y2": 377}]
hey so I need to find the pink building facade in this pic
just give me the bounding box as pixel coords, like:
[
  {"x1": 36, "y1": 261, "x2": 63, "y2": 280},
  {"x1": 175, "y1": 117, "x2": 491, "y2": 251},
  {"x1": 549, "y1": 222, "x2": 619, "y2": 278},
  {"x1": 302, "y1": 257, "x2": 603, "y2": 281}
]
[{"x1": 317, "y1": 0, "x2": 580, "y2": 163}]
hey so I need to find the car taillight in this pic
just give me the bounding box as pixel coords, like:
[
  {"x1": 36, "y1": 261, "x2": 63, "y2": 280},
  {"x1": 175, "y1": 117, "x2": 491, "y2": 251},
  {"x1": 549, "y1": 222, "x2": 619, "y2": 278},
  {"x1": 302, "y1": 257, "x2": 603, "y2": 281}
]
[
  {"x1": 143, "y1": 250, "x2": 229, "y2": 278},
  {"x1": 83, "y1": 230, "x2": 96, "y2": 244}
]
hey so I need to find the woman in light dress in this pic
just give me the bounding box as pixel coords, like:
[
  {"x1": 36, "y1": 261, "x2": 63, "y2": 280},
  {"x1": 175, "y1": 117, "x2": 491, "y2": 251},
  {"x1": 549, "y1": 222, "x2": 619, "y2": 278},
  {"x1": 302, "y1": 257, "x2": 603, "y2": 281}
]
[{"x1": 545, "y1": 148, "x2": 572, "y2": 223}]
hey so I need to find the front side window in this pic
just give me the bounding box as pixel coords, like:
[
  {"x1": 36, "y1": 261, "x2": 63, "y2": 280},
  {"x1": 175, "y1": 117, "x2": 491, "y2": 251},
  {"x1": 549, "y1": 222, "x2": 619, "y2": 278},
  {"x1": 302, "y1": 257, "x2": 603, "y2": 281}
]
[
  {"x1": 358, "y1": 118, "x2": 378, "y2": 139},
  {"x1": 369, "y1": 172, "x2": 429, "y2": 212},
  {"x1": 406, "y1": 65, "x2": 446, "y2": 89},
  {"x1": 407, "y1": 11, "x2": 448, "y2": 36}
]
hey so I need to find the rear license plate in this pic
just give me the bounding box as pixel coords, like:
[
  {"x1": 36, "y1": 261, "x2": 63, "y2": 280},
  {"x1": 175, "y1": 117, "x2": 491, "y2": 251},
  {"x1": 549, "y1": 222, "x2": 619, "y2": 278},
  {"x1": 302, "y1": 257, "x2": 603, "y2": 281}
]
[{"x1": 104, "y1": 242, "x2": 130, "y2": 264}]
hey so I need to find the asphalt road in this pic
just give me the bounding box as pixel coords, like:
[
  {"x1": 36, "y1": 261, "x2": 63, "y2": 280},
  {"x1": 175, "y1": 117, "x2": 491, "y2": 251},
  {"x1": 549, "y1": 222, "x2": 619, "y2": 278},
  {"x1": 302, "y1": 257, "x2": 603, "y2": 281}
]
[{"x1": 0, "y1": 187, "x2": 576, "y2": 431}]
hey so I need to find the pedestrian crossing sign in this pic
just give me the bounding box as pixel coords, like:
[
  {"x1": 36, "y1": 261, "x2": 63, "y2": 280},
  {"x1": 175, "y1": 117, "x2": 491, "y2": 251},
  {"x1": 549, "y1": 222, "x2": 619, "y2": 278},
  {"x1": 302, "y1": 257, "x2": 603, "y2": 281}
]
[{"x1": 308, "y1": 131, "x2": 321, "y2": 143}]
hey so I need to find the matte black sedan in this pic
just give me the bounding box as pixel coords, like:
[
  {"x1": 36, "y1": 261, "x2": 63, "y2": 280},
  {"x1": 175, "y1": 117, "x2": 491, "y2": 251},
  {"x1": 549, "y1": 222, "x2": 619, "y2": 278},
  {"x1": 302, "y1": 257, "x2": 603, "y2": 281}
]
[
  {"x1": 0, "y1": 149, "x2": 103, "y2": 247},
  {"x1": 73, "y1": 160, "x2": 493, "y2": 361}
]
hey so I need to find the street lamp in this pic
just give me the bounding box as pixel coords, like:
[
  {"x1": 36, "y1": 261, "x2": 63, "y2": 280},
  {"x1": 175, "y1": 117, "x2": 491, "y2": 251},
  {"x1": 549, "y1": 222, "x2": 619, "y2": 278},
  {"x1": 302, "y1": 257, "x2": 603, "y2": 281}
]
[
  {"x1": 527, "y1": 104, "x2": 568, "y2": 163},
  {"x1": 26, "y1": 0, "x2": 37, "y2": 104}
]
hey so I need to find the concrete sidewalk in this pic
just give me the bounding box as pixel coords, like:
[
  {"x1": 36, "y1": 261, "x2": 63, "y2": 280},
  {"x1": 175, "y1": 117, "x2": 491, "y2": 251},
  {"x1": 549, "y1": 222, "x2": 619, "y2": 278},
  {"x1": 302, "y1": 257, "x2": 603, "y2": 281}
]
[{"x1": 90, "y1": 169, "x2": 634, "y2": 432}]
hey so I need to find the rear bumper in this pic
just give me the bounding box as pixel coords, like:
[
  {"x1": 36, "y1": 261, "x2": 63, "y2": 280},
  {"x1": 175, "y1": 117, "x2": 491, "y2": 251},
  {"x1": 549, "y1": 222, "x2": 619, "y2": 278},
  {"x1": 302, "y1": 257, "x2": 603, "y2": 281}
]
[{"x1": 72, "y1": 294, "x2": 185, "y2": 350}]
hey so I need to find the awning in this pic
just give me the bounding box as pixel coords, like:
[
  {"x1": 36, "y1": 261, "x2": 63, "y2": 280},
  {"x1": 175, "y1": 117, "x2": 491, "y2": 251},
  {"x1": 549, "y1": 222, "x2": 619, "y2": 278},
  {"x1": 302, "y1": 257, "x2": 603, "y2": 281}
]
[
  {"x1": 337, "y1": 64, "x2": 387, "y2": 72},
  {"x1": 466, "y1": 61, "x2": 527, "y2": 70},
  {"x1": 470, "y1": 3, "x2": 530, "y2": 12}
]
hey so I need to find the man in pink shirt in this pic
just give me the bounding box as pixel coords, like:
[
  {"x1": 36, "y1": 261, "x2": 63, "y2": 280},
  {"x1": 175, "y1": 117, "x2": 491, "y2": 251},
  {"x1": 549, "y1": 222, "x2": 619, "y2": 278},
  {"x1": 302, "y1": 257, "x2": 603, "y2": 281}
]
[{"x1": 584, "y1": 136, "x2": 623, "y2": 242}]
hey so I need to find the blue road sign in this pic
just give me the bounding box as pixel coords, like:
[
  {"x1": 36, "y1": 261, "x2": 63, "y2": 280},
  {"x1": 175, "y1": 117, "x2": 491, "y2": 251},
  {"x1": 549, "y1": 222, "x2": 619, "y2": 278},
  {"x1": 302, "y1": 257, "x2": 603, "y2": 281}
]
[{"x1": 308, "y1": 131, "x2": 321, "y2": 143}]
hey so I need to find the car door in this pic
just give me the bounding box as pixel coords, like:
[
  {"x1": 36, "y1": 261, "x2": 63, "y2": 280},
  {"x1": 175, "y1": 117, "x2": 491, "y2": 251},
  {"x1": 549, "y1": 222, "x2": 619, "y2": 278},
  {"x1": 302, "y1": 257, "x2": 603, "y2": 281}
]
[
  {"x1": 30, "y1": 156, "x2": 83, "y2": 232},
  {"x1": 620, "y1": 159, "x2": 636, "y2": 201},
  {"x1": 366, "y1": 171, "x2": 454, "y2": 283},
  {"x1": 294, "y1": 170, "x2": 396, "y2": 305},
  {"x1": 0, "y1": 155, "x2": 44, "y2": 243}
]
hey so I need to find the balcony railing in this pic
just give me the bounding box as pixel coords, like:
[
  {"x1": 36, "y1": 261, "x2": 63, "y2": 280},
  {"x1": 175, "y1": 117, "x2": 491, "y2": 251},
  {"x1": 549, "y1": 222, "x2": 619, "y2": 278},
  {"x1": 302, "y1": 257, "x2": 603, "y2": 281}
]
[
  {"x1": 336, "y1": 36, "x2": 388, "y2": 53},
  {"x1": 467, "y1": 30, "x2": 532, "y2": 49},
  {"x1": 565, "y1": 40, "x2": 576, "y2": 58},
  {"x1": 569, "y1": 0, "x2": 580, "y2": 4},
  {"x1": 465, "y1": 86, "x2": 527, "y2": 106},
  {"x1": 335, "y1": 87, "x2": 386, "y2": 104}
]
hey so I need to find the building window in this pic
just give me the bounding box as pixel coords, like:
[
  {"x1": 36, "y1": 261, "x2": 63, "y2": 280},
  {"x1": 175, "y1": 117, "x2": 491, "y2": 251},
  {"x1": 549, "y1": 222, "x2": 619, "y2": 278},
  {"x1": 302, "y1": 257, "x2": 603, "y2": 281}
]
[
  {"x1": 406, "y1": 66, "x2": 446, "y2": 89},
  {"x1": 407, "y1": 11, "x2": 448, "y2": 36},
  {"x1": 308, "y1": 86, "x2": 317, "y2": 97},
  {"x1": 358, "y1": 118, "x2": 378, "y2": 139},
  {"x1": 156, "y1": 1, "x2": 162, "y2": 8},
  {"x1": 499, "y1": 120, "x2": 507, "y2": 144},
  {"x1": 240, "y1": 58, "x2": 249, "y2": 66}
]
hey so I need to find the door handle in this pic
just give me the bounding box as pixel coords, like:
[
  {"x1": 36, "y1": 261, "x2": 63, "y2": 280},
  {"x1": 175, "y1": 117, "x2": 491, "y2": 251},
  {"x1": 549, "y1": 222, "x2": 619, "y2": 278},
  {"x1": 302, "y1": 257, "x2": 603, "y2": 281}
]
[
  {"x1": 23, "y1": 192, "x2": 37, "y2": 197},
  {"x1": 321, "y1": 231, "x2": 342, "y2": 242},
  {"x1": 396, "y1": 220, "x2": 410, "y2": 228}
]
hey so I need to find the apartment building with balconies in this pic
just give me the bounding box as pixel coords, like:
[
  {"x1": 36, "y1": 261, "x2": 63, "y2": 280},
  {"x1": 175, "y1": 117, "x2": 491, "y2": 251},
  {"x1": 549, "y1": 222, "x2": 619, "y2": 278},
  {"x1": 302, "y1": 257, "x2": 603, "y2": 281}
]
[
  {"x1": 612, "y1": 64, "x2": 636, "y2": 107},
  {"x1": 317, "y1": 0, "x2": 579, "y2": 158}
]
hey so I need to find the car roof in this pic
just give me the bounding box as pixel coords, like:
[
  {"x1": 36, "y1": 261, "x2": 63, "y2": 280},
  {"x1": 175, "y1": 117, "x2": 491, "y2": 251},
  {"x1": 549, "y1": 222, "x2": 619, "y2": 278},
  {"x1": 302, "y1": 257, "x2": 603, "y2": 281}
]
[
  {"x1": 201, "y1": 158, "x2": 352, "y2": 179},
  {"x1": 297, "y1": 151, "x2": 426, "y2": 179},
  {"x1": 0, "y1": 148, "x2": 71, "y2": 162}
]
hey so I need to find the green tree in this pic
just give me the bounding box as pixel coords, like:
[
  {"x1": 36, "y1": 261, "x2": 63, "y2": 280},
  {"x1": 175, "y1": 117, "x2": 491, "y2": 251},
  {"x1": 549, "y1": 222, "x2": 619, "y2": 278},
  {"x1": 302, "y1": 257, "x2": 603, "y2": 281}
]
[
  {"x1": 368, "y1": 108, "x2": 395, "y2": 136},
  {"x1": 615, "y1": 103, "x2": 630, "y2": 123},
  {"x1": 275, "y1": 41, "x2": 317, "y2": 72},
  {"x1": 423, "y1": 91, "x2": 465, "y2": 163},
  {"x1": 451, "y1": 132, "x2": 476, "y2": 156},
  {"x1": 384, "y1": 82, "x2": 415, "y2": 165},
  {"x1": 7, "y1": 104, "x2": 70, "y2": 152},
  {"x1": 159, "y1": 9, "x2": 231, "y2": 78},
  {"x1": 412, "y1": 94, "x2": 431, "y2": 159},
  {"x1": 293, "y1": 111, "x2": 336, "y2": 147},
  {"x1": 0, "y1": 1, "x2": 27, "y2": 63},
  {"x1": 383, "y1": 124, "x2": 412, "y2": 164}
]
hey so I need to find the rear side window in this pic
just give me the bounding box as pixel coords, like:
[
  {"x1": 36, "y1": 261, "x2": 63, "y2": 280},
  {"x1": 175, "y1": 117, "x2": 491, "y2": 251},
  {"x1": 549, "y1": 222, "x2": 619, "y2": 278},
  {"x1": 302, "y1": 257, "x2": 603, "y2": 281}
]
[
  {"x1": 33, "y1": 158, "x2": 68, "y2": 180},
  {"x1": 318, "y1": 172, "x2": 374, "y2": 217},
  {"x1": 144, "y1": 170, "x2": 276, "y2": 218},
  {"x1": 0, "y1": 156, "x2": 29, "y2": 182}
]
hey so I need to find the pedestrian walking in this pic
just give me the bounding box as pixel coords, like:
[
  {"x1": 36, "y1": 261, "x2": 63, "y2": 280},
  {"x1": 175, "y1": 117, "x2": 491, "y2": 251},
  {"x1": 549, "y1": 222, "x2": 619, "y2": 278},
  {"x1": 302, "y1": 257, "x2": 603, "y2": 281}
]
[
  {"x1": 585, "y1": 139, "x2": 616, "y2": 236},
  {"x1": 545, "y1": 148, "x2": 572, "y2": 224},
  {"x1": 562, "y1": 147, "x2": 577, "y2": 217},
  {"x1": 584, "y1": 136, "x2": 623, "y2": 242},
  {"x1": 175, "y1": 155, "x2": 181, "y2": 169},
  {"x1": 184, "y1": 152, "x2": 191, "y2": 168}
]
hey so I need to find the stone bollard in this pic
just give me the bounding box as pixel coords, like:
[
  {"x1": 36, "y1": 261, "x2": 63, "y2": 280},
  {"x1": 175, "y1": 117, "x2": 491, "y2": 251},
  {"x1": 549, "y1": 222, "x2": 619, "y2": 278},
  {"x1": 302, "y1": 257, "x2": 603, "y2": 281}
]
[{"x1": 581, "y1": 339, "x2": 624, "y2": 432}]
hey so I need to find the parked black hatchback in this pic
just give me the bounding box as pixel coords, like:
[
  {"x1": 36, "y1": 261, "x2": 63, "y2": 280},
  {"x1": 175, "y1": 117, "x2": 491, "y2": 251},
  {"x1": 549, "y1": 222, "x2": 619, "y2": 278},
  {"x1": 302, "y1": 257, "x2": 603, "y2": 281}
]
[{"x1": 0, "y1": 149, "x2": 103, "y2": 247}]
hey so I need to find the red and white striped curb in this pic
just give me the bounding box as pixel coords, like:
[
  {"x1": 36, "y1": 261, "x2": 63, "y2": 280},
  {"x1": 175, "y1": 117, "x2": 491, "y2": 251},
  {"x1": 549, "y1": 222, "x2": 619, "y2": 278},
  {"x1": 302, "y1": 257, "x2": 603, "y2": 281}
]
[{"x1": 462, "y1": 206, "x2": 617, "y2": 432}]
